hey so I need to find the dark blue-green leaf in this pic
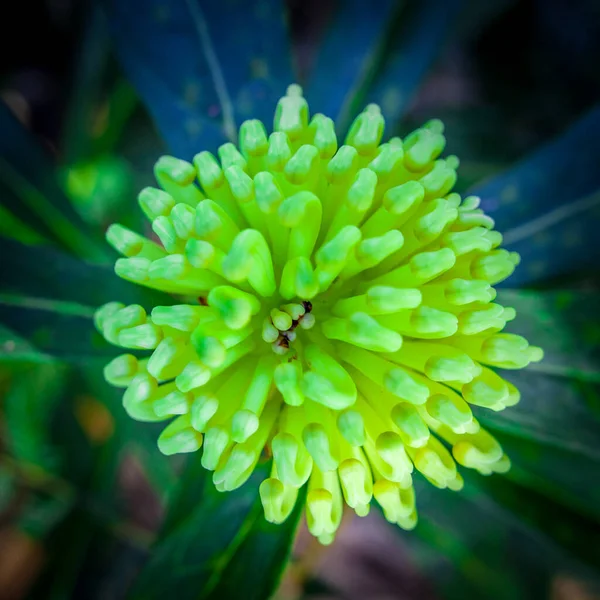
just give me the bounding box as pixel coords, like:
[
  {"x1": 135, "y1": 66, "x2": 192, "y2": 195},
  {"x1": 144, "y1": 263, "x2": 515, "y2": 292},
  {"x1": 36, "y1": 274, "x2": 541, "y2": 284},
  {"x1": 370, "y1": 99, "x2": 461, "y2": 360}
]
[
  {"x1": 130, "y1": 456, "x2": 303, "y2": 600},
  {"x1": 399, "y1": 473, "x2": 597, "y2": 600},
  {"x1": 366, "y1": 0, "x2": 464, "y2": 129},
  {"x1": 471, "y1": 106, "x2": 600, "y2": 284},
  {"x1": 1, "y1": 236, "x2": 171, "y2": 309},
  {"x1": 477, "y1": 289, "x2": 600, "y2": 458},
  {"x1": 476, "y1": 371, "x2": 600, "y2": 461},
  {"x1": 106, "y1": 0, "x2": 294, "y2": 159},
  {"x1": 497, "y1": 288, "x2": 600, "y2": 381},
  {"x1": 4, "y1": 363, "x2": 68, "y2": 471},
  {"x1": 304, "y1": 0, "x2": 399, "y2": 130},
  {"x1": 494, "y1": 431, "x2": 600, "y2": 524},
  {"x1": 61, "y1": 4, "x2": 113, "y2": 165},
  {"x1": 0, "y1": 301, "x2": 119, "y2": 362},
  {"x1": 0, "y1": 102, "x2": 109, "y2": 261}
]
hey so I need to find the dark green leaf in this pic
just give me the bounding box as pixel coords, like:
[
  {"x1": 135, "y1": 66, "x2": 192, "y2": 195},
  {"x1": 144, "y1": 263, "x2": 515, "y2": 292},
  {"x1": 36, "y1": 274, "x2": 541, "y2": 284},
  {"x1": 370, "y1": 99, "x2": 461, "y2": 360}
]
[
  {"x1": 0, "y1": 323, "x2": 53, "y2": 363},
  {"x1": 366, "y1": 0, "x2": 464, "y2": 129},
  {"x1": 497, "y1": 288, "x2": 600, "y2": 381},
  {"x1": 476, "y1": 371, "x2": 600, "y2": 460},
  {"x1": 0, "y1": 238, "x2": 174, "y2": 362},
  {"x1": 18, "y1": 489, "x2": 75, "y2": 541},
  {"x1": 399, "y1": 473, "x2": 597, "y2": 600},
  {"x1": 131, "y1": 457, "x2": 303, "y2": 600},
  {"x1": 206, "y1": 487, "x2": 305, "y2": 600},
  {"x1": 34, "y1": 368, "x2": 123, "y2": 586},
  {"x1": 304, "y1": 0, "x2": 400, "y2": 131},
  {"x1": 1, "y1": 236, "x2": 171, "y2": 309},
  {"x1": 494, "y1": 431, "x2": 600, "y2": 524},
  {"x1": 471, "y1": 106, "x2": 600, "y2": 284},
  {"x1": 61, "y1": 4, "x2": 113, "y2": 165},
  {"x1": 4, "y1": 363, "x2": 68, "y2": 471},
  {"x1": 477, "y1": 288, "x2": 600, "y2": 459},
  {"x1": 465, "y1": 459, "x2": 600, "y2": 573},
  {"x1": 0, "y1": 203, "x2": 46, "y2": 246},
  {"x1": 0, "y1": 301, "x2": 120, "y2": 362},
  {"x1": 106, "y1": 0, "x2": 294, "y2": 159},
  {"x1": 0, "y1": 466, "x2": 15, "y2": 513},
  {"x1": 33, "y1": 509, "x2": 97, "y2": 598},
  {"x1": 0, "y1": 101, "x2": 109, "y2": 261}
]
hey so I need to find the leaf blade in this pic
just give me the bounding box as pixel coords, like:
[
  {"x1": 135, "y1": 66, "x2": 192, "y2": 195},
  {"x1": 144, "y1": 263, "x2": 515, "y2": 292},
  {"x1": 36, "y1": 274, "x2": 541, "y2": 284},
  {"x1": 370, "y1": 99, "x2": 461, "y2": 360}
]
[
  {"x1": 0, "y1": 102, "x2": 109, "y2": 261},
  {"x1": 304, "y1": 0, "x2": 399, "y2": 130},
  {"x1": 130, "y1": 457, "x2": 303, "y2": 600},
  {"x1": 106, "y1": 0, "x2": 294, "y2": 159},
  {"x1": 1, "y1": 237, "x2": 171, "y2": 309},
  {"x1": 366, "y1": 0, "x2": 464, "y2": 128},
  {"x1": 0, "y1": 301, "x2": 118, "y2": 362},
  {"x1": 471, "y1": 106, "x2": 600, "y2": 284}
]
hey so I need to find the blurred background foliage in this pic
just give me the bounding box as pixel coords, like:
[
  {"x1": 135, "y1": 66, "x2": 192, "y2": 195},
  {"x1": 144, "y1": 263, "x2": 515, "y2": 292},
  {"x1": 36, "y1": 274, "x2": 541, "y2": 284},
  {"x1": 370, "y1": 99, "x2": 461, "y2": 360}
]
[{"x1": 0, "y1": 0, "x2": 599, "y2": 598}]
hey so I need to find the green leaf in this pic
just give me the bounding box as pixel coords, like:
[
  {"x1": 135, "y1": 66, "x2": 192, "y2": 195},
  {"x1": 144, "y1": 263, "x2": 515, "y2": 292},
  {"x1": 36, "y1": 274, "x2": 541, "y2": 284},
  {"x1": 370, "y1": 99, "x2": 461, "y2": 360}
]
[
  {"x1": 0, "y1": 459, "x2": 75, "y2": 541},
  {"x1": 27, "y1": 368, "x2": 120, "y2": 600},
  {"x1": 89, "y1": 81, "x2": 139, "y2": 158},
  {"x1": 0, "y1": 300, "x2": 119, "y2": 362},
  {"x1": 33, "y1": 509, "x2": 97, "y2": 598},
  {"x1": 304, "y1": 0, "x2": 400, "y2": 131},
  {"x1": 18, "y1": 488, "x2": 75, "y2": 541},
  {"x1": 106, "y1": 0, "x2": 294, "y2": 159},
  {"x1": 58, "y1": 4, "x2": 140, "y2": 230},
  {"x1": 3, "y1": 363, "x2": 68, "y2": 471},
  {"x1": 0, "y1": 466, "x2": 15, "y2": 513},
  {"x1": 494, "y1": 431, "x2": 600, "y2": 524},
  {"x1": 471, "y1": 106, "x2": 600, "y2": 284},
  {"x1": 0, "y1": 238, "x2": 174, "y2": 362},
  {"x1": 130, "y1": 456, "x2": 303, "y2": 600},
  {"x1": 61, "y1": 4, "x2": 113, "y2": 165},
  {"x1": 1, "y1": 236, "x2": 170, "y2": 309},
  {"x1": 0, "y1": 322, "x2": 54, "y2": 363},
  {"x1": 399, "y1": 473, "x2": 596, "y2": 600},
  {"x1": 477, "y1": 289, "x2": 600, "y2": 459},
  {"x1": 476, "y1": 371, "x2": 600, "y2": 460},
  {"x1": 366, "y1": 0, "x2": 464, "y2": 130},
  {"x1": 497, "y1": 288, "x2": 600, "y2": 381},
  {"x1": 61, "y1": 152, "x2": 137, "y2": 229},
  {"x1": 0, "y1": 203, "x2": 46, "y2": 246},
  {"x1": 468, "y1": 461, "x2": 600, "y2": 573},
  {"x1": 205, "y1": 488, "x2": 305, "y2": 600},
  {"x1": 0, "y1": 102, "x2": 109, "y2": 261}
]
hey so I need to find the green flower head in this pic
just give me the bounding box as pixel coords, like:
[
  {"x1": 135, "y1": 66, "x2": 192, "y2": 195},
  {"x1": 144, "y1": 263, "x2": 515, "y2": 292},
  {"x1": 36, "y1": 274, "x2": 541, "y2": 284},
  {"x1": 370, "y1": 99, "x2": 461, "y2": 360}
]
[{"x1": 95, "y1": 84, "x2": 543, "y2": 544}]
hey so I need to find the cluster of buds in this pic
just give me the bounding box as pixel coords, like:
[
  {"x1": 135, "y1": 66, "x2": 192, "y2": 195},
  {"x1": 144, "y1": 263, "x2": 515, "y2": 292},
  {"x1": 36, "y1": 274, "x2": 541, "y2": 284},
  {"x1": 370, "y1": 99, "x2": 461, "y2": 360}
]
[
  {"x1": 265, "y1": 300, "x2": 314, "y2": 354},
  {"x1": 95, "y1": 85, "x2": 542, "y2": 543}
]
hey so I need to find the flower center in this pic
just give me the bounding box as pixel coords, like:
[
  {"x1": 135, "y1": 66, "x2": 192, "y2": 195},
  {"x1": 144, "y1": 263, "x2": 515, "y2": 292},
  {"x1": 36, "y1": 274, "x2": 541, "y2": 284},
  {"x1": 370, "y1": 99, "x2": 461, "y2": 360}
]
[{"x1": 263, "y1": 300, "x2": 315, "y2": 355}]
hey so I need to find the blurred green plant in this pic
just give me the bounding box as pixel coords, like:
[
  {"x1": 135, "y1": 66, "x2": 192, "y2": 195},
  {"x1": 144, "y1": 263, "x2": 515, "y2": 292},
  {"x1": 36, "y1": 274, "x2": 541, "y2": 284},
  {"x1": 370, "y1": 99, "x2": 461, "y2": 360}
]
[{"x1": 0, "y1": 1, "x2": 599, "y2": 599}]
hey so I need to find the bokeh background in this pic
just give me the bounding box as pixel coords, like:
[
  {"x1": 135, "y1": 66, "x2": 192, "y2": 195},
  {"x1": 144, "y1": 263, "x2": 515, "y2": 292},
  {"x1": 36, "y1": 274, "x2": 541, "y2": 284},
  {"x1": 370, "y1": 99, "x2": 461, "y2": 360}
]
[{"x1": 1, "y1": 0, "x2": 600, "y2": 598}]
